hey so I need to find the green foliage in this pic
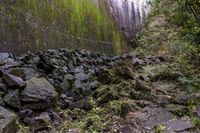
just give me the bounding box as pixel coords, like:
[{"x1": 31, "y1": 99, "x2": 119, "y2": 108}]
[
  {"x1": 170, "y1": 0, "x2": 200, "y2": 62},
  {"x1": 178, "y1": 76, "x2": 200, "y2": 93},
  {"x1": 0, "y1": 0, "x2": 123, "y2": 54}
]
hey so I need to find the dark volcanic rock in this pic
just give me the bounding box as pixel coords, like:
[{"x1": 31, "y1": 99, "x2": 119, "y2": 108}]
[
  {"x1": 0, "y1": 53, "x2": 10, "y2": 59},
  {"x1": 21, "y1": 77, "x2": 58, "y2": 109},
  {"x1": 4, "y1": 90, "x2": 21, "y2": 109},
  {"x1": 162, "y1": 116, "x2": 193, "y2": 132},
  {"x1": 0, "y1": 106, "x2": 19, "y2": 133},
  {"x1": 69, "y1": 99, "x2": 92, "y2": 111},
  {"x1": 0, "y1": 49, "x2": 194, "y2": 132},
  {"x1": 6, "y1": 67, "x2": 38, "y2": 80},
  {"x1": 3, "y1": 73, "x2": 26, "y2": 88},
  {"x1": 30, "y1": 112, "x2": 52, "y2": 132},
  {"x1": 75, "y1": 72, "x2": 90, "y2": 82},
  {"x1": 0, "y1": 83, "x2": 7, "y2": 93},
  {"x1": 127, "y1": 107, "x2": 175, "y2": 131}
]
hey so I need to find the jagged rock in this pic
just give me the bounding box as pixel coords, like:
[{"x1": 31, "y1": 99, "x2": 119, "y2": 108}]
[
  {"x1": 133, "y1": 58, "x2": 144, "y2": 66},
  {"x1": 74, "y1": 66, "x2": 84, "y2": 73},
  {"x1": 0, "y1": 106, "x2": 19, "y2": 133},
  {"x1": 30, "y1": 112, "x2": 52, "y2": 132},
  {"x1": 22, "y1": 68, "x2": 38, "y2": 80},
  {"x1": 69, "y1": 99, "x2": 92, "y2": 111},
  {"x1": 126, "y1": 107, "x2": 175, "y2": 131},
  {"x1": 120, "y1": 125, "x2": 132, "y2": 133},
  {"x1": 0, "y1": 48, "x2": 195, "y2": 132},
  {"x1": 59, "y1": 80, "x2": 71, "y2": 94},
  {"x1": 75, "y1": 72, "x2": 90, "y2": 82},
  {"x1": 0, "y1": 92, "x2": 5, "y2": 106},
  {"x1": 64, "y1": 74, "x2": 74, "y2": 81},
  {"x1": 89, "y1": 80, "x2": 100, "y2": 90},
  {"x1": 21, "y1": 77, "x2": 58, "y2": 109},
  {"x1": 19, "y1": 109, "x2": 33, "y2": 123},
  {"x1": 74, "y1": 79, "x2": 82, "y2": 89},
  {"x1": 4, "y1": 90, "x2": 21, "y2": 109},
  {"x1": 0, "y1": 53, "x2": 10, "y2": 60},
  {"x1": 3, "y1": 73, "x2": 26, "y2": 88},
  {"x1": 37, "y1": 53, "x2": 56, "y2": 73},
  {"x1": 162, "y1": 116, "x2": 193, "y2": 132},
  {"x1": 0, "y1": 83, "x2": 7, "y2": 93},
  {"x1": 60, "y1": 95, "x2": 74, "y2": 109}
]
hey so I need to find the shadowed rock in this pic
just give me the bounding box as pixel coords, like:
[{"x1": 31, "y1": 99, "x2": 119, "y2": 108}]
[
  {"x1": 21, "y1": 77, "x2": 58, "y2": 109},
  {"x1": 4, "y1": 90, "x2": 21, "y2": 109},
  {"x1": 0, "y1": 106, "x2": 19, "y2": 133},
  {"x1": 3, "y1": 73, "x2": 26, "y2": 88}
]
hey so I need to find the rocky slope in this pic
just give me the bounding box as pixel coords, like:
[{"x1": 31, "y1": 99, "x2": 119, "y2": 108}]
[{"x1": 0, "y1": 49, "x2": 200, "y2": 133}]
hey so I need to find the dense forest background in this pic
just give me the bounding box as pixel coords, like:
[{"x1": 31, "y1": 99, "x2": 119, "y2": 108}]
[{"x1": 136, "y1": 0, "x2": 200, "y2": 65}]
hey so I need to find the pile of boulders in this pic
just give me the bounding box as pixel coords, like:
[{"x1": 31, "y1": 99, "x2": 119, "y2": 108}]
[{"x1": 0, "y1": 49, "x2": 169, "y2": 132}]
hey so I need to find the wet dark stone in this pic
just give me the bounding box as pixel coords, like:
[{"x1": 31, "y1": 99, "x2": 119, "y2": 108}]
[
  {"x1": 74, "y1": 79, "x2": 82, "y2": 89},
  {"x1": 60, "y1": 96, "x2": 74, "y2": 109},
  {"x1": 22, "y1": 68, "x2": 38, "y2": 80},
  {"x1": 21, "y1": 77, "x2": 58, "y2": 109},
  {"x1": 3, "y1": 73, "x2": 26, "y2": 88},
  {"x1": 0, "y1": 83, "x2": 7, "y2": 93},
  {"x1": 64, "y1": 74, "x2": 74, "y2": 81},
  {"x1": 162, "y1": 116, "x2": 193, "y2": 132},
  {"x1": 19, "y1": 109, "x2": 33, "y2": 119},
  {"x1": 74, "y1": 66, "x2": 84, "y2": 73},
  {"x1": 69, "y1": 99, "x2": 92, "y2": 111},
  {"x1": 89, "y1": 81, "x2": 100, "y2": 91},
  {"x1": 0, "y1": 92, "x2": 5, "y2": 106},
  {"x1": 75, "y1": 72, "x2": 90, "y2": 82},
  {"x1": 37, "y1": 54, "x2": 56, "y2": 73},
  {"x1": 59, "y1": 80, "x2": 71, "y2": 94},
  {"x1": 128, "y1": 107, "x2": 175, "y2": 130},
  {"x1": 0, "y1": 106, "x2": 19, "y2": 133},
  {"x1": 0, "y1": 53, "x2": 10, "y2": 59},
  {"x1": 4, "y1": 90, "x2": 21, "y2": 109},
  {"x1": 120, "y1": 125, "x2": 132, "y2": 133},
  {"x1": 30, "y1": 112, "x2": 52, "y2": 132},
  {"x1": 68, "y1": 62, "x2": 75, "y2": 73}
]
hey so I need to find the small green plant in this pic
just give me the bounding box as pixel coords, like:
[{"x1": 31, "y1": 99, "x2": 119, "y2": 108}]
[{"x1": 154, "y1": 125, "x2": 166, "y2": 133}]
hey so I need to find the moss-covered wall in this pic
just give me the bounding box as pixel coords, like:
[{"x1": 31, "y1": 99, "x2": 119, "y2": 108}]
[{"x1": 0, "y1": 0, "x2": 125, "y2": 55}]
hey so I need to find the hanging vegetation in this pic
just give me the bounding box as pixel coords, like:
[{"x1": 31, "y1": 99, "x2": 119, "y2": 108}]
[{"x1": 0, "y1": 0, "x2": 124, "y2": 54}]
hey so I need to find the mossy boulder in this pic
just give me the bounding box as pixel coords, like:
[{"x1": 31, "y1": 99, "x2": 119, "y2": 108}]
[
  {"x1": 142, "y1": 64, "x2": 182, "y2": 82},
  {"x1": 93, "y1": 80, "x2": 135, "y2": 104}
]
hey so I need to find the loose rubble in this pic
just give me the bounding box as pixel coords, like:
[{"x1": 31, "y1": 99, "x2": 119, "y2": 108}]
[{"x1": 0, "y1": 48, "x2": 199, "y2": 133}]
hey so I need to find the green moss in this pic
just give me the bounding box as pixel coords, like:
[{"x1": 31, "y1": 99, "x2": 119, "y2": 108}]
[
  {"x1": 106, "y1": 100, "x2": 139, "y2": 116},
  {"x1": 2, "y1": 0, "x2": 124, "y2": 54},
  {"x1": 8, "y1": 68, "x2": 25, "y2": 79},
  {"x1": 63, "y1": 107, "x2": 112, "y2": 132},
  {"x1": 93, "y1": 80, "x2": 136, "y2": 104}
]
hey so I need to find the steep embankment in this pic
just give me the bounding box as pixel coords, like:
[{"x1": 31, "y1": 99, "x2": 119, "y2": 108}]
[
  {"x1": 135, "y1": 0, "x2": 184, "y2": 57},
  {"x1": 0, "y1": 48, "x2": 200, "y2": 133}
]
